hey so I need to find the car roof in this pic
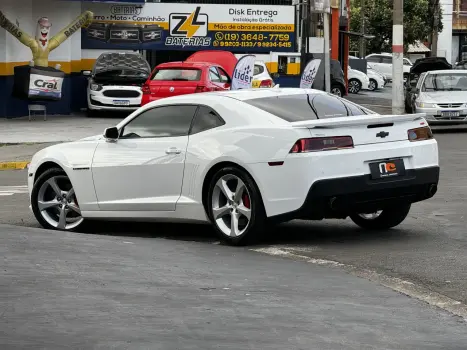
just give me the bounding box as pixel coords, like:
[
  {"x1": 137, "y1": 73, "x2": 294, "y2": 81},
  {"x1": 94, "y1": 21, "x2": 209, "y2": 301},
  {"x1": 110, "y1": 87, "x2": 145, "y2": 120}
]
[
  {"x1": 156, "y1": 61, "x2": 212, "y2": 68},
  {"x1": 427, "y1": 69, "x2": 464, "y2": 74}
]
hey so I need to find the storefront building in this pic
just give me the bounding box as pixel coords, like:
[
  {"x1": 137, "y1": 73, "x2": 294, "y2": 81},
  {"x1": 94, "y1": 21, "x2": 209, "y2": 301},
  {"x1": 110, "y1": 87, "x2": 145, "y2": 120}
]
[{"x1": 0, "y1": 0, "x2": 295, "y2": 118}]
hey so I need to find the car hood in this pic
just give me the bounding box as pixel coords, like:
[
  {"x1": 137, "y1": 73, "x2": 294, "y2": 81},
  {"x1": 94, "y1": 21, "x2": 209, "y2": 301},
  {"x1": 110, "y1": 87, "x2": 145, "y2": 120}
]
[
  {"x1": 93, "y1": 52, "x2": 151, "y2": 76},
  {"x1": 410, "y1": 57, "x2": 452, "y2": 75},
  {"x1": 185, "y1": 50, "x2": 237, "y2": 77},
  {"x1": 421, "y1": 91, "x2": 467, "y2": 103}
]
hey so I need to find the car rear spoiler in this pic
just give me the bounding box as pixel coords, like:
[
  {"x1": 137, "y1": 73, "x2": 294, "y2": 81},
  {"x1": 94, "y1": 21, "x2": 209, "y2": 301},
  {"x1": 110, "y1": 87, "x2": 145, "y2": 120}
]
[{"x1": 290, "y1": 113, "x2": 427, "y2": 128}]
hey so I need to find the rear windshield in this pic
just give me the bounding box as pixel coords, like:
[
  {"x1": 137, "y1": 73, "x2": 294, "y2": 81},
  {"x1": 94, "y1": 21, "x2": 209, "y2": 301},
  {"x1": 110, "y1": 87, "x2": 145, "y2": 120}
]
[
  {"x1": 245, "y1": 94, "x2": 374, "y2": 122},
  {"x1": 152, "y1": 68, "x2": 201, "y2": 81}
]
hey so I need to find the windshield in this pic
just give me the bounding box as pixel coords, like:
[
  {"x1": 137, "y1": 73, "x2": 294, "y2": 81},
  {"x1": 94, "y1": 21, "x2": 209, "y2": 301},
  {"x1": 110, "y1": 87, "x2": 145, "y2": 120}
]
[
  {"x1": 152, "y1": 68, "x2": 201, "y2": 81},
  {"x1": 422, "y1": 73, "x2": 467, "y2": 91}
]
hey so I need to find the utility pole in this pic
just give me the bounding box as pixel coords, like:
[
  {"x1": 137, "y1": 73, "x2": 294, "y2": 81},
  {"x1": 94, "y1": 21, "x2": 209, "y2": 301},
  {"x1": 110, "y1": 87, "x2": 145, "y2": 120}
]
[
  {"x1": 359, "y1": 0, "x2": 366, "y2": 57},
  {"x1": 392, "y1": 0, "x2": 404, "y2": 114},
  {"x1": 300, "y1": 0, "x2": 310, "y2": 75},
  {"x1": 431, "y1": 0, "x2": 440, "y2": 56}
]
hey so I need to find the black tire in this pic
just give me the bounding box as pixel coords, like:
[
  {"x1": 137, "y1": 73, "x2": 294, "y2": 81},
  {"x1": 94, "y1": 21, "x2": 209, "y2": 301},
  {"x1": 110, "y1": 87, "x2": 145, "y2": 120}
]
[
  {"x1": 348, "y1": 79, "x2": 362, "y2": 94},
  {"x1": 207, "y1": 166, "x2": 266, "y2": 246},
  {"x1": 31, "y1": 167, "x2": 86, "y2": 232},
  {"x1": 349, "y1": 204, "x2": 411, "y2": 230},
  {"x1": 368, "y1": 78, "x2": 378, "y2": 91},
  {"x1": 405, "y1": 100, "x2": 413, "y2": 113},
  {"x1": 331, "y1": 84, "x2": 345, "y2": 97}
]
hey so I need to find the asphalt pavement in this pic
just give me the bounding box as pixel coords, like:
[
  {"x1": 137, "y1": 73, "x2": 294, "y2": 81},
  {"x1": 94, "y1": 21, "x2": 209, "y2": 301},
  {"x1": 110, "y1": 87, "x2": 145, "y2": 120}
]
[{"x1": 2, "y1": 223, "x2": 467, "y2": 349}]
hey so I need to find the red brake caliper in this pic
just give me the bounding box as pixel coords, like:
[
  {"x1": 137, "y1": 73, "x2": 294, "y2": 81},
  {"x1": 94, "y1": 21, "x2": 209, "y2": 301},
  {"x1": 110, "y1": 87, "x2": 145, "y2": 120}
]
[{"x1": 242, "y1": 193, "x2": 250, "y2": 209}]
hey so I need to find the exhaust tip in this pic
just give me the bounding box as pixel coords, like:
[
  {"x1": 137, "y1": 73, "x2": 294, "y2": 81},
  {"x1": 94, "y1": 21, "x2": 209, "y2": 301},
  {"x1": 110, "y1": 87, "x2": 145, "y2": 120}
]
[{"x1": 428, "y1": 184, "x2": 438, "y2": 197}]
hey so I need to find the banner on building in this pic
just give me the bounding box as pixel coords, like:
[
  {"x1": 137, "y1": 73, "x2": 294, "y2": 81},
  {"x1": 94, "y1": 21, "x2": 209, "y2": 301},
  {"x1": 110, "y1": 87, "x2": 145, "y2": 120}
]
[
  {"x1": 299, "y1": 59, "x2": 321, "y2": 89},
  {"x1": 13, "y1": 66, "x2": 65, "y2": 101},
  {"x1": 81, "y1": 2, "x2": 295, "y2": 52},
  {"x1": 231, "y1": 55, "x2": 256, "y2": 90}
]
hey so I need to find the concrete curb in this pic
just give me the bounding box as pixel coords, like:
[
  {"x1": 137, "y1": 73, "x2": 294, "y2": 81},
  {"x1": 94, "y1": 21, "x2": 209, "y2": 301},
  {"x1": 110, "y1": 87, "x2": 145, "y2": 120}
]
[{"x1": 0, "y1": 161, "x2": 30, "y2": 171}]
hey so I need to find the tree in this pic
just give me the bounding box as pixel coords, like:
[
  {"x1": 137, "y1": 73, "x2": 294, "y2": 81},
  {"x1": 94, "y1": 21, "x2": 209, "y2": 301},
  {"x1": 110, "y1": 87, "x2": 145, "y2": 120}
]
[{"x1": 349, "y1": 0, "x2": 443, "y2": 55}]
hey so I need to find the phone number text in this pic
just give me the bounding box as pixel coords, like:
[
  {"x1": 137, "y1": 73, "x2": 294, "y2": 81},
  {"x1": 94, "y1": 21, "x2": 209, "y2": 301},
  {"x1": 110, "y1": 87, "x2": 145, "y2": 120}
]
[{"x1": 213, "y1": 41, "x2": 292, "y2": 48}]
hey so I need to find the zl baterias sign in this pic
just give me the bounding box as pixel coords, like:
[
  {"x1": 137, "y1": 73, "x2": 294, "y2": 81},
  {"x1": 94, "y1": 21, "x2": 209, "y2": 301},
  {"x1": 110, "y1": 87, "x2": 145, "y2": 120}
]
[{"x1": 81, "y1": 2, "x2": 295, "y2": 53}]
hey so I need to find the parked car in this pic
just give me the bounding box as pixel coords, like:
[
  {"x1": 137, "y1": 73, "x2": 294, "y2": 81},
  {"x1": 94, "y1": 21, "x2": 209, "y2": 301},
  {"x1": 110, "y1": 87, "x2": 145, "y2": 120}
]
[
  {"x1": 141, "y1": 62, "x2": 231, "y2": 106},
  {"x1": 83, "y1": 52, "x2": 151, "y2": 117},
  {"x1": 408, "y1": 69, "x2": 467, "y2": 125},
  {"x1": 189, "y1": 51, "x2": 275, "y2": 88},
  {"x1": 366, "y1": 53, "x2": 412, "y2": 82},
  {"x1": 404, "y1": 56, "x2": 452, "y2": 113},
  {"x1": 367, "y1": 66, "x2": 386, "y2": 91},
  {"x1": 348, "y1": 66, "x2": 370, "y2": 94},
  {"x1": 28, "y1": 88, "x2": 439, "y2": 246}
]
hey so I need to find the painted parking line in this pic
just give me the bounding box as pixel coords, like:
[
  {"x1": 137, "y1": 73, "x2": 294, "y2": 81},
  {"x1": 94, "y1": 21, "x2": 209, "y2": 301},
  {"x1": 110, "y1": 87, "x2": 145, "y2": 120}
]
[{"x1": 0, "y1": 185, "x2": 29, "y2": 196}]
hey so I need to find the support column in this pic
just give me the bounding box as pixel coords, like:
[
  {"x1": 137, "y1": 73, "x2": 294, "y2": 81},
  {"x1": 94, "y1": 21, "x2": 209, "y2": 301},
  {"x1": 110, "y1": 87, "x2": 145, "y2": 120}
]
[
  {"x1": 392, "y1": 0, "x2": 404, "y2": 114},
  {"x1": 331, "y1": 6, "x2": 339, "y2": 60}
]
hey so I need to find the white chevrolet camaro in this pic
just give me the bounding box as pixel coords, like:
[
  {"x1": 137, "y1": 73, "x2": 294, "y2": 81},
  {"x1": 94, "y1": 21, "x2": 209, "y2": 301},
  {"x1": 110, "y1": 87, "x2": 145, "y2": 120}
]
[{"x1": 28, "y1": 88, "x2": 440, "y2": 245}]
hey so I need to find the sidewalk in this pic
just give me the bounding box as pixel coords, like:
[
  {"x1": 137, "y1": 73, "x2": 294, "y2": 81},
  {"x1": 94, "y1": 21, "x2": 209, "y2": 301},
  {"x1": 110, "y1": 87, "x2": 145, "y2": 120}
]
[
  {"x1": 0, "y1": 114, "x2": 124, "y2": 168},
  {"x1": 0, "y1": 114, "x2": 121, "y2": 144}
]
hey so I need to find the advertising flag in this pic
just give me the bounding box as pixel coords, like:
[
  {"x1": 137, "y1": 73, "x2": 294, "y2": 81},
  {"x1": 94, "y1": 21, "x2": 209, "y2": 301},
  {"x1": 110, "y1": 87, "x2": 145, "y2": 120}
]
[
  {"x1": 300, "y1": 59, "x2": 321, "y2": 89},
  {"x1": 231, "y1": 55, "x2": 256, "y2": 90}
]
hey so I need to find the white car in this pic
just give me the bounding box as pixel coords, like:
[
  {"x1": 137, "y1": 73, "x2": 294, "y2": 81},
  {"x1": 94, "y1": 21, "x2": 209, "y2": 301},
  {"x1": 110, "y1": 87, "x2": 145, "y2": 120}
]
[
  {"x1": 27, "y1": 88, "x2": 440, "y2": 246},
  {"x1": 83, "y1": 52, "x2": 151, "y2": 117},
  {"x1": 252, "y1": 61, "x2": 275, "y2": 88},
  {"x1": 348, "y1": 66, "x2": 370, "y2": 93},
  {"x1": 367, "y1": 66, "x2": 386, "y2": 91},
  {"x1": 366, "y1": 53, "x2": 412, "y2": 81},
  {"x1": 411, "y1": 69, "x2": 467, "y2": 125}
]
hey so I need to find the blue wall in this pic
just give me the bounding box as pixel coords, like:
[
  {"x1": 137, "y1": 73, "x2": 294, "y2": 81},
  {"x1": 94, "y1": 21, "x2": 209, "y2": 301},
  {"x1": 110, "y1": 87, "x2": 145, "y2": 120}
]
[{"x1": 0, "y1": 74, "x2": 88, "y2": 118}]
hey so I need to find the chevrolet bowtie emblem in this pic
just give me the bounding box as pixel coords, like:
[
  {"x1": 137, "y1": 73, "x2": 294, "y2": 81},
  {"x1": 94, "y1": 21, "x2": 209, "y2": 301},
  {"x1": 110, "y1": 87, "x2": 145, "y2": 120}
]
[{"x1": 376, "y1": 131, "x2": 389, "y2": 138}]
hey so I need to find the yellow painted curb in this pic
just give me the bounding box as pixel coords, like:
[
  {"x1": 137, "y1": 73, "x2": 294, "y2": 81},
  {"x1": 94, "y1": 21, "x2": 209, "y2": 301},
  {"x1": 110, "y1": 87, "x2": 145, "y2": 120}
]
[{"x1": 0, "y1": 161, "x2": 30, "y2": 171}]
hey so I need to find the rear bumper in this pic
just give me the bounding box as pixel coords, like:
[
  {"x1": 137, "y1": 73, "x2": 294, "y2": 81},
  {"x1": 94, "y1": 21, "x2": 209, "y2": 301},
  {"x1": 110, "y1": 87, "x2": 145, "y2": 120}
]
[{"x1": 271, "y1": 166, "x2": 440, "y2": 222}]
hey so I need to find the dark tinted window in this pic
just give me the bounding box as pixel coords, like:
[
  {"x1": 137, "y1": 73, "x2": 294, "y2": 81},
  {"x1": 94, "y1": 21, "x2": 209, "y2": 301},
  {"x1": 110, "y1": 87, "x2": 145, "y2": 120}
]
[
  {"x1": 381, "y1": 57, "x2": 392, "y2": 64},
  {"x1": 245, "y1": 94, "x2": 372, "y2": 122},
  {"x1": 254, "y1": 64, "x2": 264, "y2": 75},
  {"x1": 121, "y1": 105, "x2": 197, "y2": 138},
  {"x1": 152, "y1": 68, "x2": 201, "y2": 81},
  {"x1": 367, "y1": 56, "x2": 380, "y2": 63},
  {"x1": 190, "y1": 106, "x2": 225, "y2": 134}
]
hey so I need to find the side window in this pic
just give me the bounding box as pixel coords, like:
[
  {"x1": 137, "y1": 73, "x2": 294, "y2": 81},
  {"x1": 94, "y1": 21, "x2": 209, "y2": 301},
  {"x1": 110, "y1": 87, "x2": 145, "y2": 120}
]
[
  {"x1": 311, "y1": 94, "x2": 349, "y2": 118},
  {"x1": 254, "y1": 64, "x2": 265, "y2": 75},
  {"x1": 403, "y1": 59, "x2": 412, "y2": 66},
  {"x1": 190, "y1": 106, "x2": 225, "y2": 135},
  {"x1": 217, "y1": 67, "x2": 231, "y2": 83},
  {"x1": 342, "y1": 100, "x2": 371, "y2": 115},
  {"x1": 209, "y1": 67, "x2": 221, "y2": 82},
  {"x1": 381, "y1": 57, "x2": 392, "y2": 64},
  {"x1": 120, "y1": 105, "x2": 197, "y2": 139},
  {"x1": 367, "y1": 56, "x2": 380, "y2": 63}
]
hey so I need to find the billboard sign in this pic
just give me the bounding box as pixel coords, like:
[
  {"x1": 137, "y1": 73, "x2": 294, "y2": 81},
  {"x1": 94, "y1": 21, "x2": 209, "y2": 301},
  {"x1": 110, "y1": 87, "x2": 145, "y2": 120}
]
[{"x1": 81, "y1": 3, "x2": 295, "y2": 52}]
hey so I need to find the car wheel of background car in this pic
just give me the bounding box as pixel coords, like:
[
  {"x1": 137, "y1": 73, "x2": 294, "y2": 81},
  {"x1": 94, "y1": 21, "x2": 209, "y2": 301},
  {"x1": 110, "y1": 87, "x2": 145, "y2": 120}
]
[
  {"x1": 31, "y1": 167, "x2": 85, "y2": 232},
  {"x1": 349, "y1": 204, "x2": 411, "y2": 230},
  {"x1": 331, "y1": 84, "x2": 344, "y2": 97},
  {"x1": 348, "y1": 79, "x2": 362, "y2": 94},
  {"x1": 207, "y1": 166, "x2": 266, "y2": 246},
  {"x1": 368, "y1": 79, "x2": 378, "y2": 91},
  {"x1": 403, "y1": 73, "x2": 409, "y2": 83}
]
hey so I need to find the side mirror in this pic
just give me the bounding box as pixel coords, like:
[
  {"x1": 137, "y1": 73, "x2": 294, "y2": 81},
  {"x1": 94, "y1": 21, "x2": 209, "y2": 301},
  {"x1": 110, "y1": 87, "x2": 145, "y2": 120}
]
[
  {"x1": 82, "y1": 70, "x2": 92, "y2": 77},
  {"x1": 104, "y1": 127, "x2": 119, "y2": 141}
]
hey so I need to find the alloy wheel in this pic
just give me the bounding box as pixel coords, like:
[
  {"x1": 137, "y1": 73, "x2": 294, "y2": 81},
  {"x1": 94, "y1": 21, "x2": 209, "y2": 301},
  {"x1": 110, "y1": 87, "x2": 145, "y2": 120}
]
[
  {"x1": 349, "y1": 80, "x2": 360, "y2": 93},
  {"x1": 211, "y1": 174, "x2": 252, "y2": 237},
  {"x1": 331, "y1": 87, "x2": 342, "y2": 96},
  {"x1": 368, "y1": 80, "x2": 376, "y2": 91},
  {"x1": 37, "y1": 175, "x2": 83, "y2": 230}
]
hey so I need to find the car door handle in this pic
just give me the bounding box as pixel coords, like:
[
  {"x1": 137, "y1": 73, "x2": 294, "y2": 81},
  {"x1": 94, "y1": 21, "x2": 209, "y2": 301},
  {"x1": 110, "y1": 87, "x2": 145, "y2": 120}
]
[{"x1": 166, "y1": 147, "x2": 182, "y2": 154}]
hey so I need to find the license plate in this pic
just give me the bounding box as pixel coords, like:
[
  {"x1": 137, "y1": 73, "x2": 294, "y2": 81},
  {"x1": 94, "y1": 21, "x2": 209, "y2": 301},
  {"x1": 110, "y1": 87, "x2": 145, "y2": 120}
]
[
  {"x1": 441, "y1": 111, "x2": 460, "y2": 117},
  {"x1": 252, "y1": 80, "x2": 261, "y2": 88},
  {"x1": 369, "y1": 158, "x2": 406, "y2": 179},
  {"x1": 113, "y1": 100, "x2": 130, "y2": 106}
]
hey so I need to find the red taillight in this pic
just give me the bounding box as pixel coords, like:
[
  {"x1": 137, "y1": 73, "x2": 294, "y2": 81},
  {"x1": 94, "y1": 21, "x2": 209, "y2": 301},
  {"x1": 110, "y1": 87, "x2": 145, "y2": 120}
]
[
  {"x1": 290, "y1": 136, "x2": 354, "y2": 153},
  {"x1": 408, "y1": 126, "x2": 433, "y2": 142},
  {"x1": 260, "y1": 79, "x2": 273, "y2": 88},
  {"x1": 142, "y1": 84, "x2": 150, "y2": 95}
]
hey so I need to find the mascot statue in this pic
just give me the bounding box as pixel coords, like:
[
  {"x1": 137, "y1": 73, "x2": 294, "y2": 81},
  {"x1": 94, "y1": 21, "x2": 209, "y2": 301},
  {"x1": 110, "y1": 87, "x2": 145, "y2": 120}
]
[
  {"x1": 0, "y1": 10, "x2": 94, "y2": 67},
  {"x1": 0, "y1": 10, "x2": 94, "y2": 101}
]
